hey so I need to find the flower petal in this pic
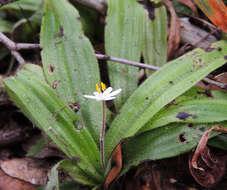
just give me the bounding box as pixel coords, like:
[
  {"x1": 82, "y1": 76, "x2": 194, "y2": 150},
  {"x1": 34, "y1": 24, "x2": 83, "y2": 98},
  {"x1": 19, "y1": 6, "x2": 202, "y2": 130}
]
[
  {"x1": 103, "y1": 87, "x2": 113, "y2": 96},
  {"x1": 93, "y1": 91, "x2": 99, "y2": 96},
  {"x1": 104, "y1": 96, "x2": 116, "y2": 101},
  {"x1": 109, "y1": 88, "x2": 122, "y2": 97},
  {"x1": 83, "y1": 95, "x2": 98, "y2": 100}
]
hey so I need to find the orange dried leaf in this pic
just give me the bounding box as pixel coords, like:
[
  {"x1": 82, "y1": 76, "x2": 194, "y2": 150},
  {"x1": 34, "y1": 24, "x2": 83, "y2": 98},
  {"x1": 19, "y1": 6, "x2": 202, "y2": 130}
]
[
  {"x1": 194, "y1": 0, "x2": 227, "y2": 32},
  {"x1": 105, "y1": 144, "x2": 122, "y2": 190}
]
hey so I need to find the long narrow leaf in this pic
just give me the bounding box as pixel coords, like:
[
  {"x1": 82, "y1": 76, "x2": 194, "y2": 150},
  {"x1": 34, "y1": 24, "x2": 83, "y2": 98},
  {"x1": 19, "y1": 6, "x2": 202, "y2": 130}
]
[
  {"x1": 121, "y1": 122, "x2": 227, "y2": 175},
  {"x1": 41, "y1": 0, "x2": 102, "y2": 144},
  {"x1": 104, "y1": 40, "x2": 227, "y2": 163},
  {"x1": 4, "y1": 64, "x2": 103, "y2": 183},
  {"x1": 105, "y1": 0, "x2": 144, "y2": 110},
  {"x1": 141, "y1": 99, "x2": 227, "y2": 132},
  {"x1": 142, "y1": 6, "x2": 167, "y2": 72}
]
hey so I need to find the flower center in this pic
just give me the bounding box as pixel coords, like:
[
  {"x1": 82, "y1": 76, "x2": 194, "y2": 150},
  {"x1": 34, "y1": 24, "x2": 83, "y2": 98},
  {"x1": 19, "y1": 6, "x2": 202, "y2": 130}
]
[{"x1": 96, "y1": 82, "x2": 106, "y2": 94}]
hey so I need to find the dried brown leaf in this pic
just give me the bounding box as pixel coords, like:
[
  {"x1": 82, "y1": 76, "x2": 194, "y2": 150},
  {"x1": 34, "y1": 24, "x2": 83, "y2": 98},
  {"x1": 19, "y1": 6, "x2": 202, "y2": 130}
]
[
  {"x1": 163, "y1": 0, "x2": 181, "y2": 60},
  {"x1": 0, "y1": 169, "x2": 37, "y2": 190},
  {"x1": 105, "y1": 144, "x2": 122, "y2": 190},
  {"x1": 0, "y1": 158, "x2": 48, "y2": 185},
  {"x1": 189, "y1": 147, "x2": 226, "y2": 188}
]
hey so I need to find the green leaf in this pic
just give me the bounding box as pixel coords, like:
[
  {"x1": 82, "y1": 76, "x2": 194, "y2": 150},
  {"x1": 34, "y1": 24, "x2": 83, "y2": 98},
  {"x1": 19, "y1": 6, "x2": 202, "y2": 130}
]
[
  {"x1": 26, "y1": 137, "x2": 48, "y2": 157},
  {"x1": 212, "y1": 90, "x2": 227, "y2": 99},
  {"x1": 141, "y1": 99, "x2": 227, "y2": 132},
  {"x1": 142, "y1": 6, "x2": 167, "y2": 73},
  {"x1": 122, "y1": 122, "x2": 227, "y2": 175},
  {"x1": 0, "y1": 20, "x2": 13, "y2": 33},
  {"x1": 59, "y1": 160, "x2": 100, "y2": 186},
  {"x1": 172, "y1": 0, "x2": 193, "y2": 15},
  {"x1": 208, "y1": 134, "x2": 227, "y2": 150},
  {"x1": 104, "y1": 40, "x2": 227, "y2": 163},
  {"x1": 40, "y1": 0, "x2": 102, "y2": 144},
  {"x1": 105, "y1": 0, "x2": 144, "y2": 110},
  {"x1": 4, "y1": 64, "x2": 103, "y2": 183},
  {"x1": 45, "y1": 162, "x2": 60, "y2": 190},
  {"x1": 37, "y1": 161, "x2": 93, "y2": 190},
  {"x1": 1, "y1": 0, "x2": 41, "y2": 11}
]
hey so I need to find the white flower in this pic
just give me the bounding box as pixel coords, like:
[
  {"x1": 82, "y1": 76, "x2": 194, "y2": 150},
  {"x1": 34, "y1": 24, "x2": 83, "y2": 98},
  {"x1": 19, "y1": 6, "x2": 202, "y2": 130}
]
[{"x1": 83, "y1": 82, "x2": 122, "y2": 101}]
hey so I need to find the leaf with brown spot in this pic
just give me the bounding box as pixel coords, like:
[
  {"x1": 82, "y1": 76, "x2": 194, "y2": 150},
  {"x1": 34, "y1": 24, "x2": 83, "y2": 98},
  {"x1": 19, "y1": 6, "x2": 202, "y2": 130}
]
[
  {"x1": 105, "y1": 144, "x2": 122, "y2": 190},
  {"x1": 163, "y1": 0, "x2": 181, "y2": 60},
  {"x1": 194, "y1": 0, "x2": 227, "y2": 32}
]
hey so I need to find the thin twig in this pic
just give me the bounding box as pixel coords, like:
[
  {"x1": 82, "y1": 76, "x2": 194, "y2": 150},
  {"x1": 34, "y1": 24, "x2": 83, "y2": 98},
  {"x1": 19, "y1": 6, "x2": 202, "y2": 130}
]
[
  {"x1": 0, "y1": 32, "x2": 225, "y2": 89},
  {"x1": 11, "y1": 50, "x2": 25, "y2": 65},
  {"x1": 203, "y1": 77, "x2": 227, "y2": 89},
  {"x1": 96, "y1": 53, "x2": 160, "y2": 71},
  {"x1": 0, "y1": 32, "x2": 40, "y2": 67},
  {"x1": 0, "y1": 32, "x2": 40, "y2": 50}
]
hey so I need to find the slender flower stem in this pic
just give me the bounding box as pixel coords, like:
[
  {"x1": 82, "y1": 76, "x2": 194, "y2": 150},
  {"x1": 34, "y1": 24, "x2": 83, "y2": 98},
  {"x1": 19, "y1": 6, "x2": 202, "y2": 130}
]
[{"x1": 100, "y1": 100, "x2": 106, "y2": 169}]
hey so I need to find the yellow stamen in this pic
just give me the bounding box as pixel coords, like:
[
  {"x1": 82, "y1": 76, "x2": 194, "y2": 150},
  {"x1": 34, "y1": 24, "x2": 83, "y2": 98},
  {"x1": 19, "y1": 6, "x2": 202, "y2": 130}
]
[
  {"x1": 96, "y1": 83, "x2": 101, "y2": 94},
  {"x1": 101, "y1": 82, "x2": 106, "y2": 91}
]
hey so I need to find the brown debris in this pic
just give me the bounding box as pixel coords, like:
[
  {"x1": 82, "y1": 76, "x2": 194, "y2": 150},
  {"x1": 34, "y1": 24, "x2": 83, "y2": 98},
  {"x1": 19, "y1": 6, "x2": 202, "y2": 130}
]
[
  {"x1": 0, "y1": 158, "x2": 48, "y2": 185},
  {"x1": 163, "y1": 0, "x2": 181, "y2": 60},
  {"x1": 0, "y1": 169, "x2": 37, "y2": 190},
  {"x1": 105, "y1": 143, "x2": 122, "y2": 190},
  {"x1": 189, "y1": 125, "x2": 227, "y2": 187},
  {"x1": 0, "y1": 110, "x2": 34, "y2": 147},
  {"x1": 210, "y1": 72, "x2": 227, "y2": 91},
  {"x1": 189, "y1": 147, "x2": 226, "y2": 188},
  {"x1": 22, "y1": 133, "x2": 66, "y2": 159}
]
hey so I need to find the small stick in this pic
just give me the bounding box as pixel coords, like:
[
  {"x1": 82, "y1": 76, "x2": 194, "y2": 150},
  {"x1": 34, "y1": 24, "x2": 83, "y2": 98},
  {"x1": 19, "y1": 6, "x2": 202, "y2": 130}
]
[
  {"x1": 203, "y1": 77, "x2": 227, "y2": 89},
  {"x1": 0, "y1": 32, "x2": 39, "y2": 67},
  {"x1": 0, "y1": 32, "x2": 40, "y2": 50},
  {"x1": 0, "y1": 32, "x2": 225, "y2": 89},
  {"x1": 96, "y1": 53, "x2": 160, "y2": 71},
  {"x1": 11, "y1": 50, "x2": 25, "y2": 65}
]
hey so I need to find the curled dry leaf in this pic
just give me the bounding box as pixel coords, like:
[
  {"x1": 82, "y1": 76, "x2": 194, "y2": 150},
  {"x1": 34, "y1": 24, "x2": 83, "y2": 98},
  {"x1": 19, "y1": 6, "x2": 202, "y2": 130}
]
[
  {"x1": 189, "y1": 125, "x2": 227, "y2": 187},
  {"x1": 0, "y1": 158, "x2": 48, "y2": 185},
  {"x1": 105, "y1": 144, "x2": 122, "y2": 190},
  {"x1": 163, "y1": 0, "x2": 181, "y2": 60},
  {"x1": 191, "y1": 125, "x2": 227, "y2": 170},
  {"x1": 189, "y1": 147, "x2": 226, "y2": 188},
  {"x1": 178, "y1": 0, "x2": 198, "y2": 16},
  {"x1": 0, "y1": 169, "x2": 36, "y2": 190}
]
